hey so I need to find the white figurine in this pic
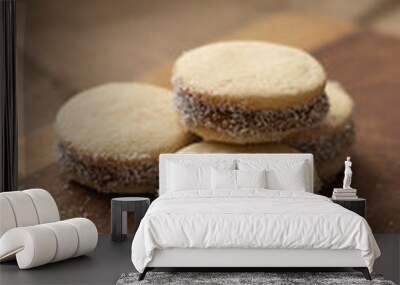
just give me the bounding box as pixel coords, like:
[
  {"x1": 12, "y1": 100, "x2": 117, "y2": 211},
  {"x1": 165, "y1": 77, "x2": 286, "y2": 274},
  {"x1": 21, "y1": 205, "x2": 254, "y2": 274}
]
[{"x1": 343, "y1": 156, "x2": 353, "y2": 189}]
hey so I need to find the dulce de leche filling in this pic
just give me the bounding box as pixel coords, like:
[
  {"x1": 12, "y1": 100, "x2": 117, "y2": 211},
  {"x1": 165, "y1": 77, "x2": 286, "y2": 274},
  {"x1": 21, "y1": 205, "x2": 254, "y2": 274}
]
[
  {"x1": 56, "y1": 143, "x2": 158, "y2": 193},
  {"x1": 288, "y1": 121, "x2": 355, "y2": 163},
  {"x1": 174, "y1": 91, "x2": 329, "y2": 140}
]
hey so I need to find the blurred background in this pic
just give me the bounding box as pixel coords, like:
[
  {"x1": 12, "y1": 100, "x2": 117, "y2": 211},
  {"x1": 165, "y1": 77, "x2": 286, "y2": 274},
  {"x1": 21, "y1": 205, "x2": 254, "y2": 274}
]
[{"x1": 16, "y1": 0, "x2": 400, "y2": 233}]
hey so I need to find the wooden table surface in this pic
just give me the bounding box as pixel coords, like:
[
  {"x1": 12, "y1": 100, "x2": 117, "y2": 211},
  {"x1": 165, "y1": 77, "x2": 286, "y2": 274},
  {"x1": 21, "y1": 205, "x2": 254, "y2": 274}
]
[{"x1": 19, "y1": 13, "x2": 400, "y2": 234}]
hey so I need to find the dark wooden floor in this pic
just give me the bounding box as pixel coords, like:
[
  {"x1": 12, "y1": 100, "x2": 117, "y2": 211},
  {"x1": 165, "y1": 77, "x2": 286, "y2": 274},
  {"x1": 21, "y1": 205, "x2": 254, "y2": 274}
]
[{"x1": 0, "y1": 234, "x2": 399, "y2": 285}]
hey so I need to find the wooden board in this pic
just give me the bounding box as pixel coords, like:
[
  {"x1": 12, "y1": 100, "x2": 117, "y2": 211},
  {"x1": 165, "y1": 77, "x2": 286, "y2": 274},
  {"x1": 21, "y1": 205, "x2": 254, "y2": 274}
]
[
  {"x1": 138, "y1": 13, "x2": 356, "y2": 88},
  {"x1": 21, "y1": 14, "x2": 400, "y2": 234},
  {"x1": 313, "y1": 32, "x2": 400, "y2": 232}
]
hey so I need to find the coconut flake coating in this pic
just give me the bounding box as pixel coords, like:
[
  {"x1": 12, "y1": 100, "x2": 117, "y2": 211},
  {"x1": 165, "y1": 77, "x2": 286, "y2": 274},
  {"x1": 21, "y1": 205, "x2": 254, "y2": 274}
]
[
  {"x1": 56, "y1": 143, "x2": 158, "y2": 194},
  {"x1": 174, "y1": 92, "x2": 329, "y2": 143},
  {"x1": 289, "y1": 121, "x2": 355, "y2": 163}
]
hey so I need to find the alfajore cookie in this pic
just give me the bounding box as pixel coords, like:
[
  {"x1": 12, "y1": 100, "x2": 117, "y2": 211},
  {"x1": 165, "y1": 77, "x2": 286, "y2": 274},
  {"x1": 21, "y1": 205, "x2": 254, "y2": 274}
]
[
  {"x1": 55, "y1": 83, "x2": 192, "y2": 194},
  {"x1": 284, "y1": 81, "x2": 355, "y2": 182},
  {"x1": 177, "y1": 141, "x2": 298, "y2": 154},
  {"x1": 177, "y1": 141, "x2": 322, "y2": 192},
  {"x1": 172, "y1": 41, "x2": 329, "y2": 144}
]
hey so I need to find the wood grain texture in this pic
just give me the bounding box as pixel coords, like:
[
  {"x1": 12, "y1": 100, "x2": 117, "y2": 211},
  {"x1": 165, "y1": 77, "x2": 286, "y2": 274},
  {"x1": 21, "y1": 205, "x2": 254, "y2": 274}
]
[
  {"x1": 313, "y1": 32, "x2": 400, "y2": 233},
  {"x1": 139, "y1": 13, "x2": 356, "y2": 88},
  {"x1": 20, "y1": 14, "x2": 400, "y2": 234},
  {"x1": 19, "y1": 164, "x2": 144, "y2": 234}
]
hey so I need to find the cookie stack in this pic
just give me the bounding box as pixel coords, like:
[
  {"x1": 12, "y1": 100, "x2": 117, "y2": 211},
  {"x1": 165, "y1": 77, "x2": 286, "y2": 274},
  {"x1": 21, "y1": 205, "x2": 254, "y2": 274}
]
[
  {"x1": 172, "y1": 41, "x2": 355, "y2": 185},
  {"x1": 55, "y1": 41, "x2": 355, "y2": 194}
]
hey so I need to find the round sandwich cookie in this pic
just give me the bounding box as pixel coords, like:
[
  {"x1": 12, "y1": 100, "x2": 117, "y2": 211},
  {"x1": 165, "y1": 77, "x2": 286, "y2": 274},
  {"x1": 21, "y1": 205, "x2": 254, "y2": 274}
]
[
  {"x1": 284, "y1": 81, "x2": 355, "y2": 182},
  {"x1": 172, "y1": 41, "x2": 329, "y2": 144},
  {"x1": 177, "y1": 141, "x2": 297, "y2": 154},
  {"x1": 177, "y1": 141, "x2": 322, "y2": 192},
  {"x1": 55, "y1": 82, "x2": 193, "y2": 194}
]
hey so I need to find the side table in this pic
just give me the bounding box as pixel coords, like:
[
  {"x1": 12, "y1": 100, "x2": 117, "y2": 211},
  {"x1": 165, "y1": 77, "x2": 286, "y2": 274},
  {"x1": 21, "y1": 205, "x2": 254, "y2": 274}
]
[
  {"x1": 331, "y1": 198, "x2": 366, "y2": 218},
  {"x1": 111, "y1": 197, "x2": 150, "y2": 242}
]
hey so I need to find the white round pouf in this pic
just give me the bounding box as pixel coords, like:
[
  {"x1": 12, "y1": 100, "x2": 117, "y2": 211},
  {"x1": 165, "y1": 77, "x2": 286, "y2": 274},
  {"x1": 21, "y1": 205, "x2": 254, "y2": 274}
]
[
  {"x1": 23, "y1": 189, "x2": 60, "y2": 224},
  {"x1": 0, "y1": 189, "x2": 60, "y2": 234},
  {"x1": 0, "y1": 192, "x2": 39, "y2": 227},
  {"x1": 42, "y1": 221, "x2": 79, "y2": 262},
  {"x1": 64, "y1": 218, "x2": 98, "y2": 257},
  {"x1": 0, "y1": 226, "x2": 57, "y2": 269},
  {"x1": 0, "y1": 196, "x2": 17, "y2": 237}
]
